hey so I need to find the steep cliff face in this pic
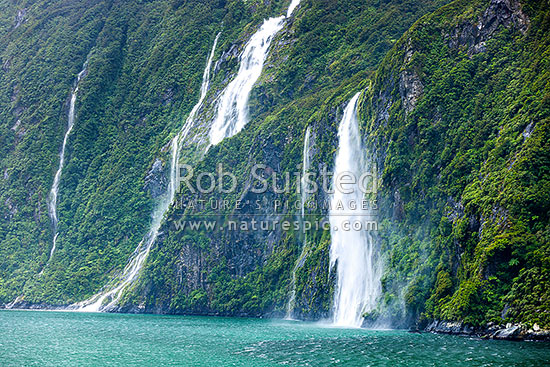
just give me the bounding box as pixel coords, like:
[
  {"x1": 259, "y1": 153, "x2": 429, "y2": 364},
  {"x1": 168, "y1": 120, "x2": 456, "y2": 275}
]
[
  {"x1": 0, "y1": 0, "x2": 447, "y2": 309},
  {"x1": 0, "y1": 0, "x2": 263, "y2": 305},
  {"x1": 0, "y1": 0, "x2": 548, "y2": 332},
  {"x1": 360, "y1": 0, "x2": 549, "y2": 329},
  {"x1": 118, "y1": 0, "x2": 452, "y2": 317},
  {"x1": 447, "y1": 0, "x2": 529, "y2": 54},
  {"x1": 0, "y1": 0, "x2": 111, "y2": 304}
]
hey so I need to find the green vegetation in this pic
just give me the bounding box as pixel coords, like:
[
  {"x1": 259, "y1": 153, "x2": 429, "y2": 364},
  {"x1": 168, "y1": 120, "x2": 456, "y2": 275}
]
[
  {"x1": 125, "y1": 0, "x2": 451, "y2": 316},
  {"x1": 360, "y1": 0, "x2": 549, "y2": 328},
  {"x1": 0, "y1": 0, "x2": 548, "y2": 331}
]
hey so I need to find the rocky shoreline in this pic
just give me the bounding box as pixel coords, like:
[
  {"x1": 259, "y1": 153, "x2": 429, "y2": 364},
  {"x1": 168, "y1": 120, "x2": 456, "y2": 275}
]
[
  {"x1": 425, "y1": 320, "x2": 550, "y2": 341},
  {"x1": 2, "y1": 298, "x2": 73, "y2": 311}
]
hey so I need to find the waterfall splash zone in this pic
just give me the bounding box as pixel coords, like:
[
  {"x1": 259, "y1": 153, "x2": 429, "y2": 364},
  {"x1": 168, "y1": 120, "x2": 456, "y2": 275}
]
[{"x1": 329, "y1": 92, "x2": 382, "y2": 328}]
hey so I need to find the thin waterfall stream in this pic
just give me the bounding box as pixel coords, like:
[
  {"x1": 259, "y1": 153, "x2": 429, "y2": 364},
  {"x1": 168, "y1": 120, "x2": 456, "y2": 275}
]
[
  {"x1": 77, "y1": 34, "x2": 220, "y2": 312},
  {"x1": 43, "y1": 62, "x2": 88, "y2": 273},
  {"x1": 78, "y1": 0, "x2": 301, "y2": 312},
  {"x1": 206, "y1": 0, "x2": 303, "y2": 316},
  {"x1": 285, "y1": 126, "x2": 311, "y2": 319}
]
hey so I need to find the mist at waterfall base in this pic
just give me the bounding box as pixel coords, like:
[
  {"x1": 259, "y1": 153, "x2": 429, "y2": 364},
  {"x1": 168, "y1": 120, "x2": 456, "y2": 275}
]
[{"x1": 67, "y1": 0, "x2": 386, "y2": 328}]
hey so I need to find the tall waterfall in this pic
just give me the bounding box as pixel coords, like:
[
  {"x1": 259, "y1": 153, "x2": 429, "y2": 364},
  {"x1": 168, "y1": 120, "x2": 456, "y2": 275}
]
[
  {"x1": 329, "y1": 93, "x2": 381, "y2": 327},
  {"x1": 78, "y1": 33, "x2": 220, "y2": 312},
  {"x1": 78, "y1": 0, "x2": 302, "y2": 311},
  {"x1": 285, "y1": 126, "x2": 311, "y2": 319},
  {"x1": 45, "y1": 62, "x2": 88, "y2": 267},
  {"x1": 209, "y1": 0, "x2": 301, "y2": 145}
]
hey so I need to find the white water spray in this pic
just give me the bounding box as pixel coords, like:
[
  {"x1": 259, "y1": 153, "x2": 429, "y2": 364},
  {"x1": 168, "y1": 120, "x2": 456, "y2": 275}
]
[
  {"x1": 286, "y1": 0, "x2": 302, "y2": 17},
  {"x1": 329, "y1": 93, "x2": 381, "y2": 327},
  {"x1": 300, "y1": 127, "x2": 311, "y2": 219},
  {"x1": 78, "y1": 33, "x2": 220, "y2": 312},
  {"x1": 209, "y1": 18, "x2": 283, "y2": 145},
  {"x1": 209, "y1": 0, "x2": 301, "y2": 145},
  {"x1": 45, "y1": 62, "x2": 88, "y2": 267},
  {"x1": 285, "y1": 126, "x2": 311, "y2": 319}
]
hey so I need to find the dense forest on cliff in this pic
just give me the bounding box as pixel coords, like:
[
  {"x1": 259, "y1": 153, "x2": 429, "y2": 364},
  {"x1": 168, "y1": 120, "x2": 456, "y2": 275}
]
[{"x1": 0, "y1": 0, "x2": 548, "y2": 332}]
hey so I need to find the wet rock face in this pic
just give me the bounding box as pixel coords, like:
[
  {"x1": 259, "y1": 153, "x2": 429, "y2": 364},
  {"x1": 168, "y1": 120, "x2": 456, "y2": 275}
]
[
  {"x1": 213, "y1": 42, "x2": 242, "y2": 75},
  {"x1": 161, "y1": 88, "x2": 174, "y2": 105},
  {"x1": 426, "y1": 320, "x2": 550, "y2": 341},
  {"x1": 1, "y1": 58, "x2": 10, "y2": 72},
  {"x1": 373, "y1": 84, "x2": 393, "y2": 128},
  {"x1": 481, "y1": 0, "x2": 529, "y2": 34},
  {"x1": 144, "y1": 158, "x2": 168, "y2": 199},
  {"x1": 491, "y1": 325, "x2": 522, "y2": 339},
  {"x1": 176, "y1": 239, "x2": 209, "y2": 296},
  {"x1": 398, "y1": 38, "x2": 423, "y2": 114},
  {"x1": 447, "y1": 0, "x2": 529, "y2": 55},
  {"x1": 426, "y1": 320, "x2": 476, "y2": 335},
  {"x1": 399, "y1": 70, "x2": 423, "y2": 114},
  {"x1": 392, "y1": 189, "x2": 405, "y2": 221},
  {"x1": 14, "y1": 8, "x2": 27, "y2": 29}
]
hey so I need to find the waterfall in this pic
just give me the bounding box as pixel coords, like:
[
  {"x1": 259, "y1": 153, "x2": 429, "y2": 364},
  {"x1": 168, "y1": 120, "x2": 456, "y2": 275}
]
[
  {"x1": 78, "y1": 0, "x2": 302, "y2": 311},
  {"x1": 287, "y1": 0, "x2": 302, "y2": 17},
  {"x1": 329, "y1": 92, "x2": 381, "y2": 327},
  {"x1": 285, "y1": 126, "x2": 311, "y2": 319},
  {"x1": 209, "y1": 0, "x2": 301, "y2": 145},
  {"x1": 78, "y1": 33, "x2": 220, "y2": 312},
  {"x1": 300, "y1": 127, "x2": 311, "y2": 219},
  {"x1": 44, "y1": 62, "x2": 88, "y2": 268},
  {"x1": 208, "y1": 18, "x2": 284, "y2": 145}
]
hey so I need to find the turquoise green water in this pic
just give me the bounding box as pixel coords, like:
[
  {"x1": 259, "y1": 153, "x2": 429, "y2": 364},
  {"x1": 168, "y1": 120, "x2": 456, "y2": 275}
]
[{"x1": 1, "y1": 310, "x2": 549, "y2": 366}]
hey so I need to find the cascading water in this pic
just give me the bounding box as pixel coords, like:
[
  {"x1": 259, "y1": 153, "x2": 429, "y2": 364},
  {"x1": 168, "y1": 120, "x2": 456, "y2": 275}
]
[
  {"x1": 44, "y1": 62, "x2": 88, "y2": 269},
  {"x1": 329, "y1": 92, "x2": 381, "y2": 327},
  {"x1": 300, "y1": 127, "x2": 311, "y2": 219},
  {"x1": 208, "y1": 18, "x2": 284, "y2": 145},
  {"x1": 79, "y1": 0, "x2": 302, "y2": 311},
  {"x1": 286, "y1": 0, "x2": 302, "y2": 17},
  {"x1": 209, "y1": 0, "x2": 301, "y2": 145},
  {"x1": 285, "y1": 126, "x2": 311, "y2": 319},
  {"x1": 78, "y1": 33, "x2": 220, "y2": 312}
]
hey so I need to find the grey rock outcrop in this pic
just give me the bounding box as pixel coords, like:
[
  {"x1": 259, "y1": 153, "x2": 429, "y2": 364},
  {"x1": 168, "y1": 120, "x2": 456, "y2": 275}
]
[
  {"x1": 144, "y1": 158, "x2": 168, "y2": 199},
  {"x1": 426, "y1": 320, "x2": 550, "y2": 341},
  {"x1": 446, "y1": 0, "x2": 529, "y2": 55},
  {"x1": 399, "y1": 70, "x2": 423, "y2": 113}
]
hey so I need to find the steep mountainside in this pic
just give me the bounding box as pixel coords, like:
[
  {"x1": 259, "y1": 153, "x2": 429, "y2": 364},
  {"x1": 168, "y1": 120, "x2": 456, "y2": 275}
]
[
  {"x1": 360, "y1": 0, "x2": 549, "y2": 329},
  {"x1": 0, "y1": 0, "x2": 446, "y2": 307},
  {"x1": 0, "y1": 0, "x2": 548, "y2": 333}
]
